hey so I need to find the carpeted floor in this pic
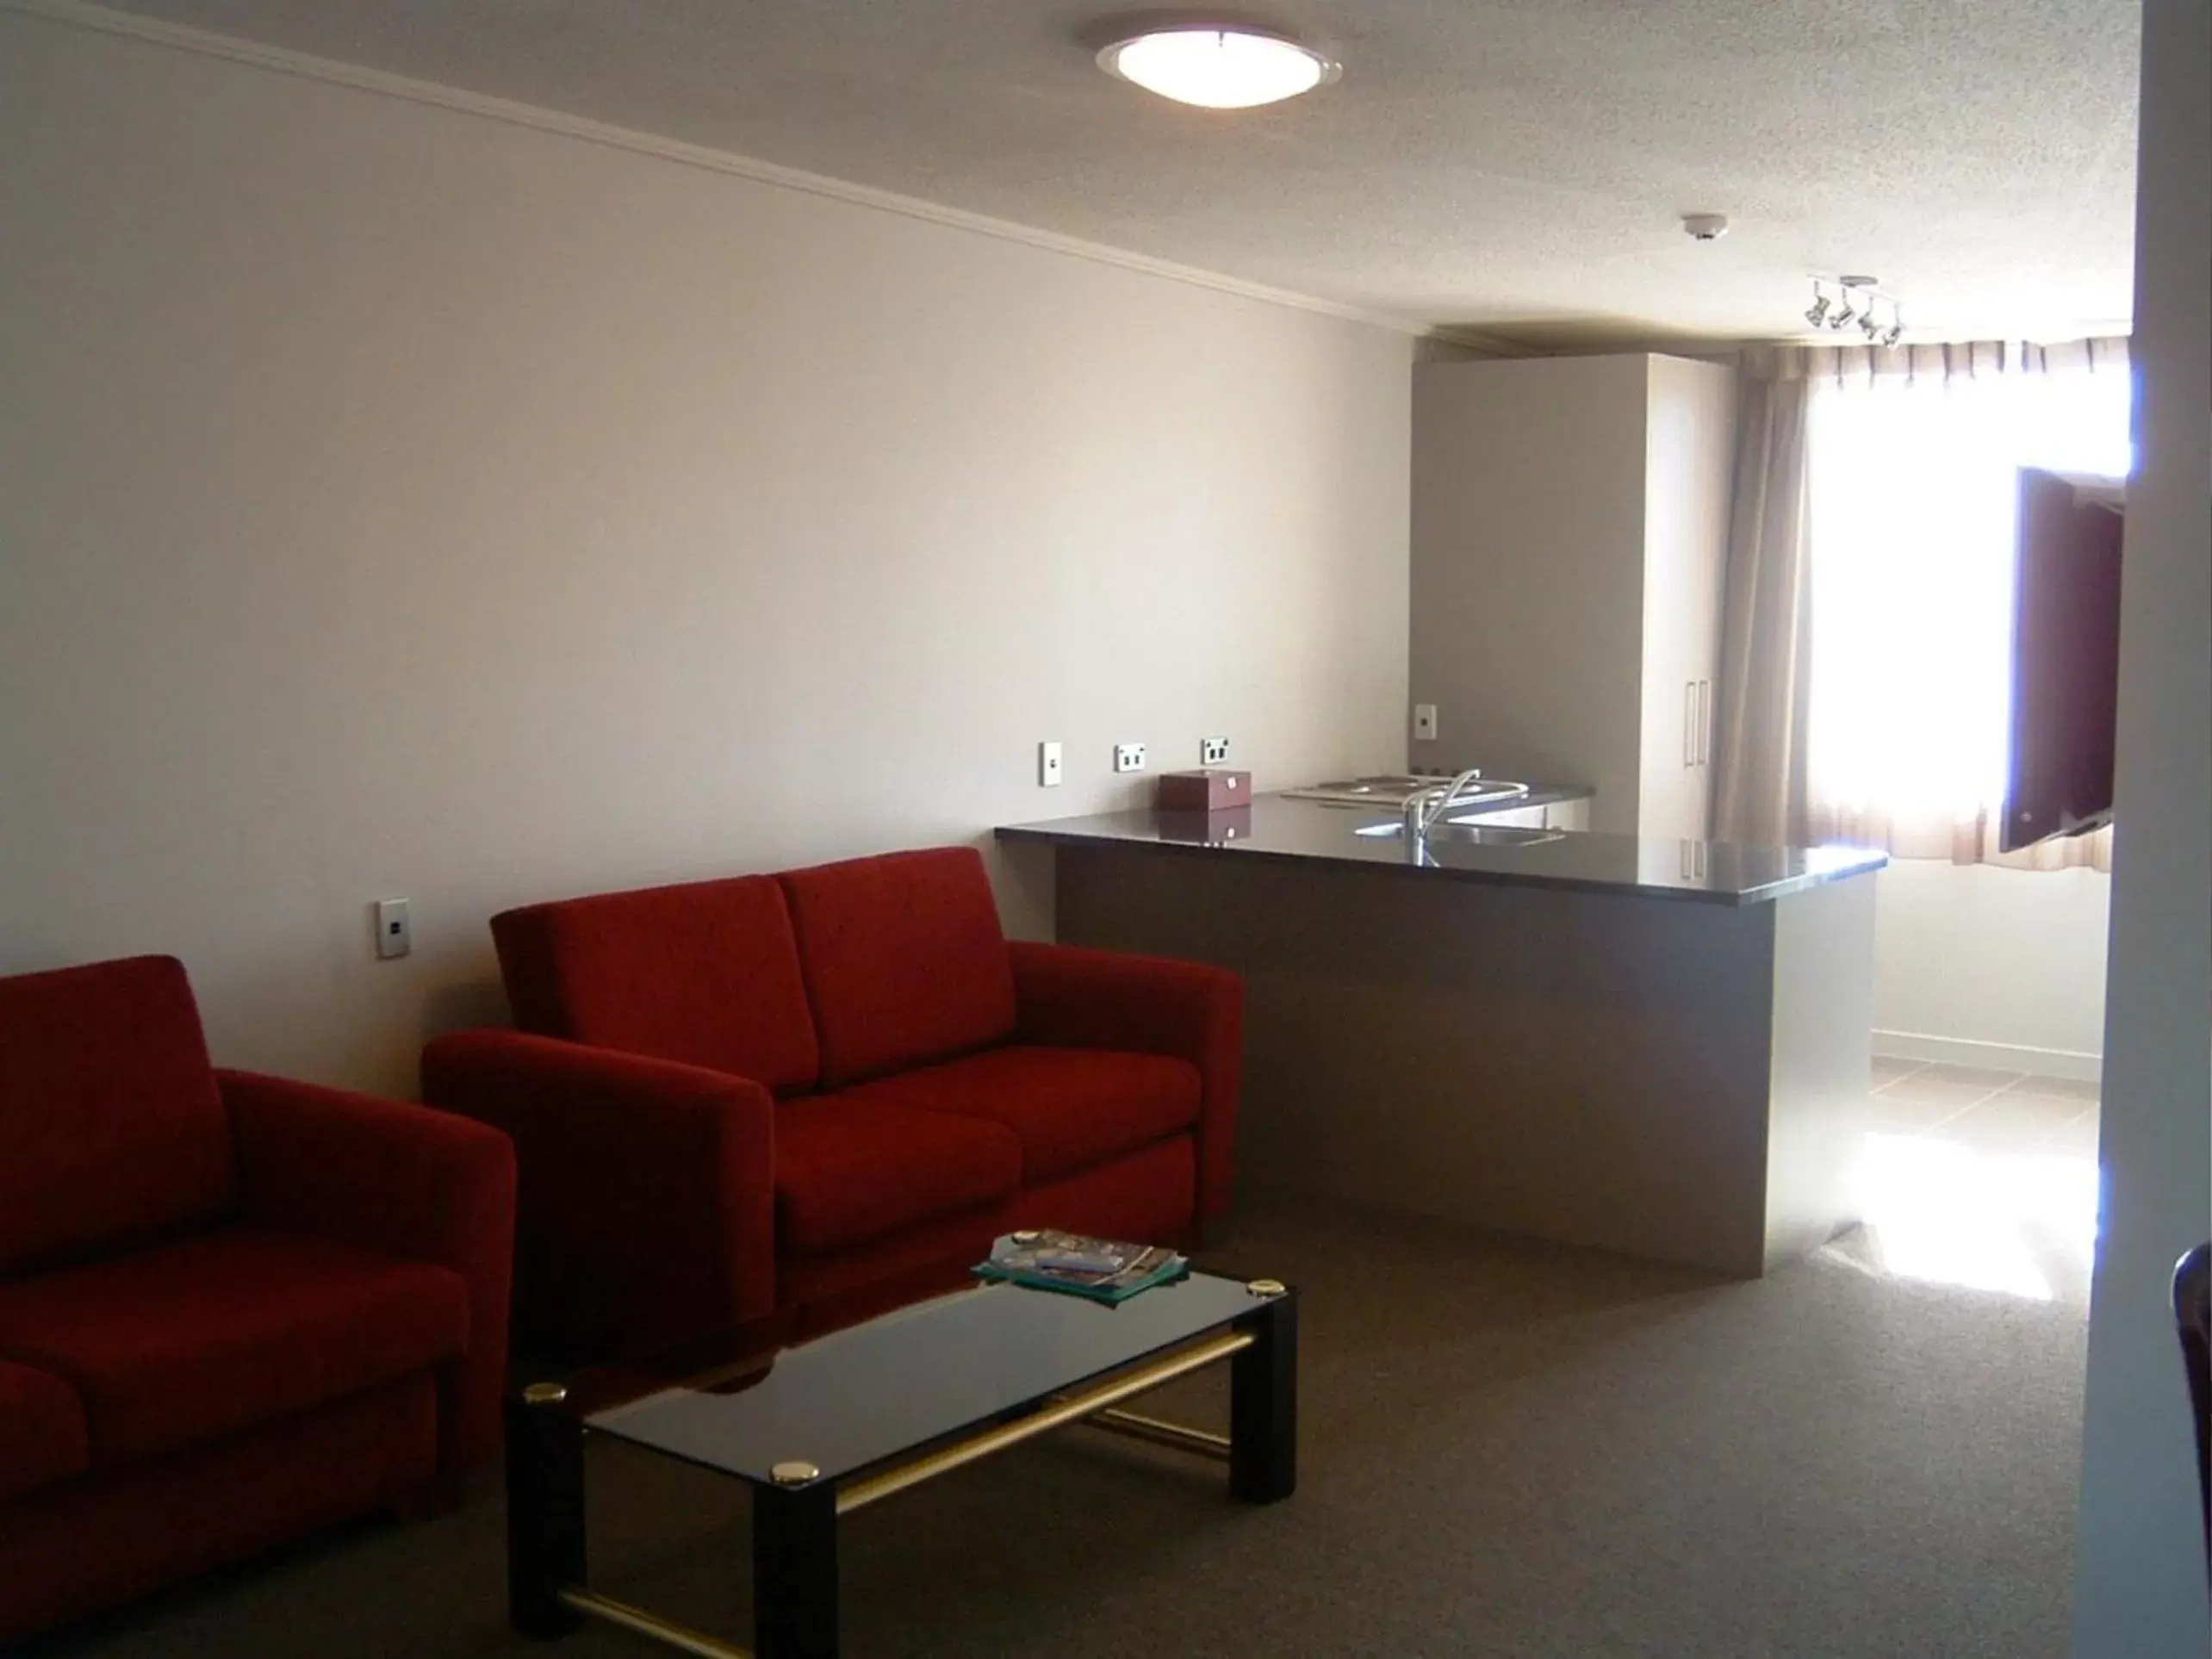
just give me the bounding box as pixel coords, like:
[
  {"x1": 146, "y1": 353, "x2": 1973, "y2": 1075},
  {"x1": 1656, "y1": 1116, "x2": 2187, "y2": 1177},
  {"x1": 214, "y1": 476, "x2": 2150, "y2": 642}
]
[{"x1": 26, "y1": 1200, "x2": 2086, "y2": 1659}]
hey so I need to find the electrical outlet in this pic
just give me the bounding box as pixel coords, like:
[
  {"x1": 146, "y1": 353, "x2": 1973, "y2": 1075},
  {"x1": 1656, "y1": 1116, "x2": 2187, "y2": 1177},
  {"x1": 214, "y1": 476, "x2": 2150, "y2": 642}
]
[
  {"x1": 1201, "y1": 736, "x2": 1230, "y2": 766},
  {"x1": 1413, "y1": 703, "x2": 1439, "y2": 742},
  {"x1": 373, "y1": 898, "x2": 412, "y2": 960},
  {"x1": 1038, "y1": 740, "x2": 1063, "y2": 786},
  {"x1": 1114, "y1": 743, "x2": 1146, "y2": 774}
]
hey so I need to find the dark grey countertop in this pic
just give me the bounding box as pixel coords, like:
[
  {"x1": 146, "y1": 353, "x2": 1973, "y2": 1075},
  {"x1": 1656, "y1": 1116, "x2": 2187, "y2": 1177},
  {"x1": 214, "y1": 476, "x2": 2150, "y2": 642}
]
[{"x1": 996, "y1": 793, "x2": 1886, "y2": 906}]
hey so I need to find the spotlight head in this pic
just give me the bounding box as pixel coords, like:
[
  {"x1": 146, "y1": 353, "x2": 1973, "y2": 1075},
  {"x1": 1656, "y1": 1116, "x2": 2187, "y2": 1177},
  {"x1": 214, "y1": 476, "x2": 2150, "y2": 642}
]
[
  {"x1": 1805, "y1": 296, "x2": 1830, "y2": 326},
  {"x1": 1834, "y1": 273, "x2": 1876, "y2": 332},
  {"x1": 1882, "y1": 320, "x2": 1904, "y2": 347},
  {"x1": 1860, "y1": 311, "x2": 1881, "y2": 339}
]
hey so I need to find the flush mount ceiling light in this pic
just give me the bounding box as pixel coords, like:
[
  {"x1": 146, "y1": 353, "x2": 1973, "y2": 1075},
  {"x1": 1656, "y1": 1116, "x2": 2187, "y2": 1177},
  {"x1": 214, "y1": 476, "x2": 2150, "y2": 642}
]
[{"x1": 1095, "y1": 22, "x2": 1339, "y2": 109}]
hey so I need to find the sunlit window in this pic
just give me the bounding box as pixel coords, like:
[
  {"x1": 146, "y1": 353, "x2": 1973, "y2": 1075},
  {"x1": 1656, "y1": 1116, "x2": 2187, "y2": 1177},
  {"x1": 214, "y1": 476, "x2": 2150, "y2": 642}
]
[{"x1": 1805, "y1": 362, "x2": 2132, "y2": 838}]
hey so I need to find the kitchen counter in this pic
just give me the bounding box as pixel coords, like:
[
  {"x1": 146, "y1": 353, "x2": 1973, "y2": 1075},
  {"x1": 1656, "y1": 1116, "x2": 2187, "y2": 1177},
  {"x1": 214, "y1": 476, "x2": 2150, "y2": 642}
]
[
  {"x1": 996, "y1": 793, "x2": 1884, "y2": 907},
  {"x1": 997, "y1": 792, "x2": 1883, "y2": 1279}
]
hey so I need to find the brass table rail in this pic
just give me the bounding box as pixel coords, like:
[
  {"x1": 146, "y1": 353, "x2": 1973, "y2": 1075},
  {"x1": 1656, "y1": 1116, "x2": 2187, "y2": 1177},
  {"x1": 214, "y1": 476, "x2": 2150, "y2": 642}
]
[
  {"x1": 560, "y1": 1588, "x2": 755, "y2": 1659},
  {"x1": 1084, "y1": 1406, "x2": 1233, "y2": 1459},
  {"x1": 834, "y1": 1329, "x2": 1252, "y2": 1515}
]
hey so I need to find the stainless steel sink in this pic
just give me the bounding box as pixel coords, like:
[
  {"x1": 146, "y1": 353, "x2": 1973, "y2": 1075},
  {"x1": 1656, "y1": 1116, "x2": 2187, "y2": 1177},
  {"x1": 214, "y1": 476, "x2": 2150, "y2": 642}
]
[
  {"x1": 1284, "y1": 774, "x2": 1532, "y2": 810},
  {"x1": 1352, "y1": 821, "x2": 1563, "y2": 847}
]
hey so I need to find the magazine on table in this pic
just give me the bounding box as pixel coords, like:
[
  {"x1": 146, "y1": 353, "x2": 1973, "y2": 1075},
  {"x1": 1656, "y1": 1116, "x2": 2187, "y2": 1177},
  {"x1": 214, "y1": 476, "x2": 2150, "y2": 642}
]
[{"x1": 973, "y1": 1229, "x2": 1189, "y2": 1302}]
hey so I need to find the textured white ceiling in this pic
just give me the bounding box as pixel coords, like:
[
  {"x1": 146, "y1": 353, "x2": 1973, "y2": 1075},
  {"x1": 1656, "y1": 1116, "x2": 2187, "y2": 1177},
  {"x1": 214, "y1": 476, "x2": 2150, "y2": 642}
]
[{"x1": 64, "y1": 0, "x2": 2141, "y2": 342}]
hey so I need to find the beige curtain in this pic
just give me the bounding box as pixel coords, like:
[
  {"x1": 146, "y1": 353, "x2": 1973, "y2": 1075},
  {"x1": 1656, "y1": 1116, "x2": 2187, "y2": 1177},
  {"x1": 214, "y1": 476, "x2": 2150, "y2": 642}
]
[
  {"x1": 1800, "y1": 338, "x2": 2126, "y2": 873},
  {"x1": 1797, "y1": 336, "x2": 2128, "y2": 391},
  {"x1": 1711, "y1": 347, "x2": 1815, "y2": 846},
  {"x1": 1712, "y1": 338, "x2": 2125, "y2": 873}
]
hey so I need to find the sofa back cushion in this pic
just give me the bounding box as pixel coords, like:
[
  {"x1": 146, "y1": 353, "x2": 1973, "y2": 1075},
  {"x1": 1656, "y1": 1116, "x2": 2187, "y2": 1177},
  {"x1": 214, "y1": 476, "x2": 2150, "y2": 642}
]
[
  {"x1": 0, "y1": 955, "x2": 235, "y2": 1274},
  {"x1": 491, "y1": 875, "x2": 820, "y2": 1092},
  {"x1": 779, "y1": 847, "x2": 1016, "y2": 1087}
]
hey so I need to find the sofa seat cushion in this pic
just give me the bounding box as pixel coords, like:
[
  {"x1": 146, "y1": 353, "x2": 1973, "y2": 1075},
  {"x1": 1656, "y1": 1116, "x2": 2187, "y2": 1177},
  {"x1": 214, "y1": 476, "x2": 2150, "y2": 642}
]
[
  {"x1": 0, "y1": 1360, "x2": 88, "y2": 1502},
  {"x1": 774, "y1": 1095, "x2": 1021, "y2": 1256},
  {"x1": 851, "y1": 1047, "x2": 1202, "y2": 1185},
  {"x1": 0, "y1": 1226, "x2": 469, "y2": 1466}
]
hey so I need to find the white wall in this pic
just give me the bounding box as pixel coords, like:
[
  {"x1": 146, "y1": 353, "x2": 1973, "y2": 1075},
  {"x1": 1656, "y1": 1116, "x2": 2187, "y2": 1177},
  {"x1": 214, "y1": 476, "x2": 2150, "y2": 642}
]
[
  {"x1": 2071, "y1": 0, "x2": 2212, "y2": 1649},
  {"x1": 1872, "y1": 862, "x2": 2111, "y2": 1078},
  {"x1": 1409, "y1": 355, "x2": 1651, "y2": 828},
  {"x1": 0, "y1": 11, "x2": 1414, "y2": 1098}
]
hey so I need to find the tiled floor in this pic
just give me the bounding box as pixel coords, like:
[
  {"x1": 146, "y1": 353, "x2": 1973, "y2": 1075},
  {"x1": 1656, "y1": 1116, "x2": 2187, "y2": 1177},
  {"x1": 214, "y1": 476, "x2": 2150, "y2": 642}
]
[
  {"x1": 1868, "y1": 1057, "x2": 2102, "y2": 1155},
  {"x1": 1831, "y1": 1058, "x2": 2102, "y2": 1305}
]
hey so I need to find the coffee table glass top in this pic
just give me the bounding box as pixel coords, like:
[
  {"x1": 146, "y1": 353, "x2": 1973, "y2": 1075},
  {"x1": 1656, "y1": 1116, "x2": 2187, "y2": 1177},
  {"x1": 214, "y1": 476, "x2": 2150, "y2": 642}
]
[{"x1": 552, "y1": 1271, "x2": 1268, "y2": 1487}]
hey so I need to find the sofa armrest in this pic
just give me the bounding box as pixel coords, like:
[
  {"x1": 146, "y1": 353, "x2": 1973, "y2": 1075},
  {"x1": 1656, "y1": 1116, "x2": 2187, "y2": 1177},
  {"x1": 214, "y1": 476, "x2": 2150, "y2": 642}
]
[
  {"x1": 419, "y1": 1031, "x2": 777, "y2": 1355},
  {"x1": 1006, "y1": 941, "x2": 1244, "y2": 1223},
  {"x1": 221, "y1": 1068, "x2": 517, "y2": 1469}
]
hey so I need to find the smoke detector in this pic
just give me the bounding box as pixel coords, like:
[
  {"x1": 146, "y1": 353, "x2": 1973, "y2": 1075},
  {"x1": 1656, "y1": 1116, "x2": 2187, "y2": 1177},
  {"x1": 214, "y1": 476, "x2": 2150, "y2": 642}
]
[{"x1": 1681, "y1": 214, "x2": 1730, "y2": 242}]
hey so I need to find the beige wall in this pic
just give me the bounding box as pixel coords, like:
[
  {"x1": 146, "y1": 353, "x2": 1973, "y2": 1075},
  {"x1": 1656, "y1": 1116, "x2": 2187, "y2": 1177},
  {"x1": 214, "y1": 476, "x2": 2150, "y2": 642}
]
[
  {"x1": 0, "y1": 12, "x2": 1414, "y2": 1097},
  {"x1": 1408, "y1": 354, "x2": 1650, "y2": 823},
  {"x1": 1871, "y1": 862, "x2": 2111, "y2": 1078},
  {"x1": 1408, "y1": 352, "x2": 1732, "y2": 837},
  {"x1": 2072, "y1": 0, "x2": 2212, "y2": 1647}
]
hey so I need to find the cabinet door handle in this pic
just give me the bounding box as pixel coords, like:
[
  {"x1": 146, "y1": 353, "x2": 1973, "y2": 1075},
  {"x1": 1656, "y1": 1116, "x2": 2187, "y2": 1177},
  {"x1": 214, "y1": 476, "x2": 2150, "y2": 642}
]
[
  {"x1": 1698, "y1": 680, "x2": 1711, "y2": 766},
  {"x1": 1684, "y1": 681, "x2": 1696, "y2": 768}
]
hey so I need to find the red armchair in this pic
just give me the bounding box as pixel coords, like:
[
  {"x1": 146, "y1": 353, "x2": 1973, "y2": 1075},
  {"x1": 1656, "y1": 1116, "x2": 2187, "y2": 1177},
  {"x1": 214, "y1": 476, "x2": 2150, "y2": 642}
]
[
  {"x1": 424, "y1": 846, "x2": 1241, "y2": 1350},
  {"x1": 0, "y1": 955, "x2": 515, "y2": 1643}
]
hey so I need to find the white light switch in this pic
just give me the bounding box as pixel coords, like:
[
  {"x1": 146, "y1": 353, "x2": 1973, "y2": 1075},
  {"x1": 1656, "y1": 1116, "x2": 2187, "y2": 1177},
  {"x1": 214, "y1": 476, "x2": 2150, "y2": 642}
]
[
  {"x1": 374, "y1": 898, "x2": 412, "y2": 960},
  {"x1": 1413, "y1": 703, "x2": 1439, "y2": 742},
  {"x1": 1038, "y1": 740, "x2": 1063, "y2": 786}
]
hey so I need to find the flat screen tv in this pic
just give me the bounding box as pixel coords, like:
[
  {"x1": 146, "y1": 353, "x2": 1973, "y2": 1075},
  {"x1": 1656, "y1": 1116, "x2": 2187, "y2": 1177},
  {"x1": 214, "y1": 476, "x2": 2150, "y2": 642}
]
[{"x1": 2002, "y1": 467, "x2": 2125, "y2": 854}]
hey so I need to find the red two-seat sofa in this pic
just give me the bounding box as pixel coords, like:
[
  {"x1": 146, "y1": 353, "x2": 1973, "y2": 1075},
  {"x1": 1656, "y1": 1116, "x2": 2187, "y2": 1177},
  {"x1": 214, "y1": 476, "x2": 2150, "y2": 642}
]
[
  {"x1": 423, "y1": 846, "x2": 1242, "y2": 1350},
  {"x1": 0, "y1": 955, "x2": 516, "y2": 1644}
]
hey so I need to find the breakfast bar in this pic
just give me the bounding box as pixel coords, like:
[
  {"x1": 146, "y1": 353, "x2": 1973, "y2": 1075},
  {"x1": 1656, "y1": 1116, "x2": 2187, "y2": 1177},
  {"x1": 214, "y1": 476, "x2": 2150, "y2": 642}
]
[{"x1": 997, "y1": 797, "x2": 1886, "y2": 1278}]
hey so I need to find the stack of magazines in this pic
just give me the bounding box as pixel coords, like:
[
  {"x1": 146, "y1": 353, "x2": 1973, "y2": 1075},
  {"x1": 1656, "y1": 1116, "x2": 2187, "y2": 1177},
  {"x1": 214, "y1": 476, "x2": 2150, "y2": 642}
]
[{"x1": 973, "y1": 1229, "x2": 1188, "y2": 1303}]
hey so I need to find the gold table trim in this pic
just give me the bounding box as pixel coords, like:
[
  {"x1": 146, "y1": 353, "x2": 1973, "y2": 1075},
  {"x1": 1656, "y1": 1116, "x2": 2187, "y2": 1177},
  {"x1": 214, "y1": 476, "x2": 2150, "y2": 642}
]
[
  {"x1": 834, "y1": 1328, "x2": 1252, "y2": 1514},
  {"x1": 560, "y1": 1588, "x2": 755, "y2": 1658}
]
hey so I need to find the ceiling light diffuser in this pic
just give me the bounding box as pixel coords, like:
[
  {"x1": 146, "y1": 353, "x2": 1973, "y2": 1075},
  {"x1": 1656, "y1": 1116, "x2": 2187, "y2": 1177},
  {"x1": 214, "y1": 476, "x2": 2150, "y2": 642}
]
[{"x1": 1097, "y1": 23, "x2": 1338, "y2": 109}]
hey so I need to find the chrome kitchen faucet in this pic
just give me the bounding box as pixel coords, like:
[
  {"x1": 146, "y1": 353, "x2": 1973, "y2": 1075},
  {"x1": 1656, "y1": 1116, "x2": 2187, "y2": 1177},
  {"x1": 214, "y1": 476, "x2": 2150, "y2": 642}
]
[{"x1": 1401, "y1": 768, "x2": 1488, "y2": 841}]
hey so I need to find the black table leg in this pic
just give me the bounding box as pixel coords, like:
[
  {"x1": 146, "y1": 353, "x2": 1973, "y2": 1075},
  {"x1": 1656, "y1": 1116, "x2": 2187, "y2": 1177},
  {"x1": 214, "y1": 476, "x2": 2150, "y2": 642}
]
[
  {"x1": 1230, "y1": 1287, "x2": 1298, "y2": 1504},
  {"x1": 754, "y1": 1478, "x2": 839, "y2": 1659},
  {"x1": 506, "y1": 1387, "x2": 587, "y2": 1639}
]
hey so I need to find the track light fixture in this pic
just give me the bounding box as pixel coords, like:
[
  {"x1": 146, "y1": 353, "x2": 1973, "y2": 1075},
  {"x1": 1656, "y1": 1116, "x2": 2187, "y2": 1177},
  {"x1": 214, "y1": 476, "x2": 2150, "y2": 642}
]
[{"x1": 1804, "y1": 275, "x2": 1902, "y2": 345}]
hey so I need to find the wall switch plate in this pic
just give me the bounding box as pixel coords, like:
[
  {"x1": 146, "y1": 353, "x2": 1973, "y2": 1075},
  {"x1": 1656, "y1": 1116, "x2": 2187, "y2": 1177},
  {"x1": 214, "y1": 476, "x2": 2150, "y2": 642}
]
[
  {"x1": 1413, "y1": 703, "x2": 1439, "y2": 742},
  {"x1": 1038, "y1": 740, "x2": 1063, "y2": 786},
  {"x1": 373, "y1": 898, "x2": 412, "y2": 960},
  {"x1": 1201, "y1": 736, "x2": 1230, "y2": 766},
  {"x1": 1114, "y1": 743, "x2": 1146, "y2": 774}
]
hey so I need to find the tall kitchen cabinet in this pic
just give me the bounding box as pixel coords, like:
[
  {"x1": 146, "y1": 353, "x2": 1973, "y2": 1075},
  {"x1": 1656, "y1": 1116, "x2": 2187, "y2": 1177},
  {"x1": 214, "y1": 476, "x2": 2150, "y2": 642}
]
[{"x1": 1409, "y1": 353, "x2": 1737, "y2": 838}]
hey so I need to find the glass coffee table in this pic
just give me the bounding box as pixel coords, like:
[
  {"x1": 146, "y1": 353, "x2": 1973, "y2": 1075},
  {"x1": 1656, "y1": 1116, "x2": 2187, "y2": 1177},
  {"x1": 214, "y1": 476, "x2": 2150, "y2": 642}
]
[{"x1": 506, "y1": 1268, "x2": 1297, "y2": 1659}]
